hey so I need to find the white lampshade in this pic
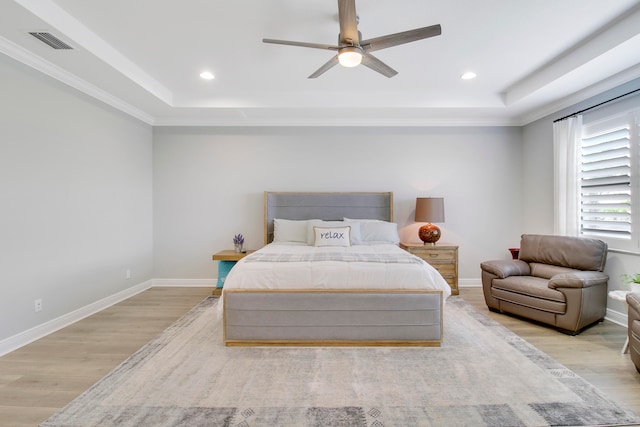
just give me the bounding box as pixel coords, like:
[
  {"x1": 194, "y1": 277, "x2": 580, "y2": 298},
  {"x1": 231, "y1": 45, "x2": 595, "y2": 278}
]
[{"x1": 338, "y1": 47, "x2": 363, "y2": 67}]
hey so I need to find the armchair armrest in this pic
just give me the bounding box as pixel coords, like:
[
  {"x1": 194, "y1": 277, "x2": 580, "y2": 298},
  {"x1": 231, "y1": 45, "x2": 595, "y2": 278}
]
[
  {"x1": 480, "y1": 260, "x2": 530, "y2": 279},
  {"x1": 548, "y1": 271, "x2": 608, "y2": 289}
]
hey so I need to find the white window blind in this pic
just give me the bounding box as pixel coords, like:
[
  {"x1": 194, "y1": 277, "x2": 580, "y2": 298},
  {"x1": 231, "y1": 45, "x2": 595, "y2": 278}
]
[{"x1": 580, "y1": 110, "x2": 640, "y2": 248}]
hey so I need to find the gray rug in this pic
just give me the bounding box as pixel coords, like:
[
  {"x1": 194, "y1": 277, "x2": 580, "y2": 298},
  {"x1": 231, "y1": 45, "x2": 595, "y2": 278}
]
[{"x1": 41, "y1": 297, "x2": 640, "y2": 427}]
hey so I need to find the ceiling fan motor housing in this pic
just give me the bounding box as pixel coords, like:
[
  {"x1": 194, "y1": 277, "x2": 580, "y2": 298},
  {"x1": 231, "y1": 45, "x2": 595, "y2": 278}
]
[{"x1": 338, "y1": 46, "x2": 363, "y2": 67}]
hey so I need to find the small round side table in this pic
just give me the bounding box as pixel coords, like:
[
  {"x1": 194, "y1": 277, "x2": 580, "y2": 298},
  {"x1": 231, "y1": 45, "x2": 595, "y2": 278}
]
[{"x1": 608, "y1": 290, "x2": 631, "y2": 354}]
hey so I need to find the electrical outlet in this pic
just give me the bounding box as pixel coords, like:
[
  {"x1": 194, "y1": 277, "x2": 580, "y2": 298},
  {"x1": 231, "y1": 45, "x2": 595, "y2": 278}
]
[
  {"x1": 126, "y1": 269, "x2": 131, "y2": 280},
  {"x1": 34, "y1": 299, "x2": 42, "y2": 312}
]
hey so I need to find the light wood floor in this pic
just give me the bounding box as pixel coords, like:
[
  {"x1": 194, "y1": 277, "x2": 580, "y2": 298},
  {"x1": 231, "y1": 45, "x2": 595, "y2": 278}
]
[
  {"x1": 0, "y1": 286, "x2": 639, "y2": 426},
  {"x1": 0, "y1": 287, "x2": 213, "y2": 427}
]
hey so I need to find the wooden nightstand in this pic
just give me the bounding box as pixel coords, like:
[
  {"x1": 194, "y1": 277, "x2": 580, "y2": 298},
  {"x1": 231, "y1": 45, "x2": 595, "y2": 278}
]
[
  {"x1": 211, "y1": 250, "x2": 254, "y2": 296},
  {"x1": 400, "y1": 242, "x2": 459, "y2": 295}
]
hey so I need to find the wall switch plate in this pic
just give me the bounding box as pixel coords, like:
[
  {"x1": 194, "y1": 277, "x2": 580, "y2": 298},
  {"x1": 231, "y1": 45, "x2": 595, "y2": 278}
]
[
  {"x1": 34, "y1": 299, "x2": 42, "y2": 312},
  {"x1": 126, "y1": 269, "x2": 131, "y2": 279}
]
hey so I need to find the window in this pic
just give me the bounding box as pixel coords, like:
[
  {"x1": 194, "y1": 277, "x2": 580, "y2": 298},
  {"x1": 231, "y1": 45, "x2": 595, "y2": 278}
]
[{"x1": 580, "y1": 109, "x2": 640, "y2": 250}]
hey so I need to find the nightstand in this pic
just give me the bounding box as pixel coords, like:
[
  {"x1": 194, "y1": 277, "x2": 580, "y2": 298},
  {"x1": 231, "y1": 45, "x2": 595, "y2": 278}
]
[
  {"x1": 211, "y1": 250, "x2": 254, "y2": 296},
  {"x1": 400, "y1": 242, "x2": 459, "y2": 295}
]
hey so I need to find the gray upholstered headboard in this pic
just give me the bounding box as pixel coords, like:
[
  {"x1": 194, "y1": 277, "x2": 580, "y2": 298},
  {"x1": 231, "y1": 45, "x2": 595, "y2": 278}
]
[{"x1": 264, "y1": 192, "x2": 393, "y2": 244}]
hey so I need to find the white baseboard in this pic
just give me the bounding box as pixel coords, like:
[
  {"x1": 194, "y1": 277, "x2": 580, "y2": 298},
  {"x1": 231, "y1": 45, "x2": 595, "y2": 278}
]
[
  {"x1": 458, "y1": 278, "x2": 482, "y2": 288},
  {"x1": 152, "y1": 278, "x2": 216, "y2": 287},
  {"x1": 0, "y1": 280, "x2": 153, "y2": 357},
  {"x1": 605, "y1": 307, "x2": 628, "y2": 327}
]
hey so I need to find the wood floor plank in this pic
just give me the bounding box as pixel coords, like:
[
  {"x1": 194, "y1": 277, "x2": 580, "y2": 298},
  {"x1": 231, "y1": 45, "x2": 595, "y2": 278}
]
[{"x1": 0, "y1": 286, "x2": 639, "y2": 426}]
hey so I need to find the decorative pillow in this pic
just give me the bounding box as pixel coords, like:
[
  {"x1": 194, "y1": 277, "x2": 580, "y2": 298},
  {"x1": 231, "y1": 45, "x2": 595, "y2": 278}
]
[
  {"x1": 273, "y1": 219, "x2": 312, "y2": 243},
  {"x1": 313, "y1": 226, "x2": 351, "y2": 247},
  {"x1": 344, "y1": 219, "x2": 399, "y2": 244},
  {"x1": 306, "y1": 220, "x2": 361, "y2": 245}
]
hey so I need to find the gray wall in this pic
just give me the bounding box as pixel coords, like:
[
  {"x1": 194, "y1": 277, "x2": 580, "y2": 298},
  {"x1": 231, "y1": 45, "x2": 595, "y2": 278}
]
[
  {"x1": 152, "y1": 126, "x2": 524, "y2": 281},
  {"x1": 0, "y1": 55, "x2": 154, "y2": 342},
  {"x1": 521, "y1": 118, "x2": 555, "y2": 234}
]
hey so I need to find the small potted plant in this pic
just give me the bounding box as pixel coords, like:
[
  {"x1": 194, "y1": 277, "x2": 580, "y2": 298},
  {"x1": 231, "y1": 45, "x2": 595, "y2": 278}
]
[
  {"x1": 233, "y1": 233, "x2": 244, "y2": 253},
  {"x1": 621, "y1": 273, "x2": 640, "y2": 292}
]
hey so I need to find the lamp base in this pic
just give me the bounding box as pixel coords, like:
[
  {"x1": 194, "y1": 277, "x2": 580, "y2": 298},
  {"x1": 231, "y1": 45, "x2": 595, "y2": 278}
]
[{"x1": 418, "y1": 223, "x2": 441, "y2": 245}]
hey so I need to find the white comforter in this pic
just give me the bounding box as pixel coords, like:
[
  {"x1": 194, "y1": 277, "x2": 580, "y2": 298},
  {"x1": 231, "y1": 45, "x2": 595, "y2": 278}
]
[{"x1": 221, "y1": 242, "x2": 451, "y2": 298}]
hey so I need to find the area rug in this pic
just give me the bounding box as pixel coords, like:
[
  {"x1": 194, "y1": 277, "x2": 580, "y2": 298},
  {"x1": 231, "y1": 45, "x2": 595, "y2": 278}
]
[{"x1": 41, "y1": 297, "x2": 640, "y2": 427}]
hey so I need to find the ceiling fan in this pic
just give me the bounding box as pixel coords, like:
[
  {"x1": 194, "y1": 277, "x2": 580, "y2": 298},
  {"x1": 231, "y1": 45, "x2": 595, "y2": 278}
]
[{"x1": 263, "y1": 0, "x2": 441, "y2": 78}]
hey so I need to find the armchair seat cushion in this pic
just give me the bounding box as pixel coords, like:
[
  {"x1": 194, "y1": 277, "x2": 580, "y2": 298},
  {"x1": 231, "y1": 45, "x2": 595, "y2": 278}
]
[
  {"x1": 493, "y1": 276, "x2": 566, "y2": 313},
  {"x1": 481, "y1": 234, "x2": 608, "y2": 334}
]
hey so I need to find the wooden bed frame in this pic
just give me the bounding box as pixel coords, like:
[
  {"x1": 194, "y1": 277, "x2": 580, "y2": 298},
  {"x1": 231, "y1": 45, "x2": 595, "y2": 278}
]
[{"x1": 223, "y1": 192, "x2": 444, "y2": 347}]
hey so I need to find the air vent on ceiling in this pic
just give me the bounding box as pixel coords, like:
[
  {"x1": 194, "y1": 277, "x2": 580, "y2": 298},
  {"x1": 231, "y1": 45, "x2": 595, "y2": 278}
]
[{"x1": 29, "y1": 32, "x2": 73, "y2": 50}]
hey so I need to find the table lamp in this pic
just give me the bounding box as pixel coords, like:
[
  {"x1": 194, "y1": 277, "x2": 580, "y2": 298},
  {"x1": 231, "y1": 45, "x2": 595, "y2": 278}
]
[{"x1": 415, "y1": 197, "x2": 445, "y2": 245}]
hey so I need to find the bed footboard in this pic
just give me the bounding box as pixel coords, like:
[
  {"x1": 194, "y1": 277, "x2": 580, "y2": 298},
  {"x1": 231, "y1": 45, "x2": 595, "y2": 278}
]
[{"x1": 223, "y1": 289, "x2": 443, "y2": 347}]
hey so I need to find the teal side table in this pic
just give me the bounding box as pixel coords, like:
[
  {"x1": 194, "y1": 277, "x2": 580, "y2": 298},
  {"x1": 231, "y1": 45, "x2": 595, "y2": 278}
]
[
  {"x1": 211, "y1": 250, "x2": 254, "y2": 295},
  {"x1": 216, "y1": 261, "x2": 236, "y2": 289}
]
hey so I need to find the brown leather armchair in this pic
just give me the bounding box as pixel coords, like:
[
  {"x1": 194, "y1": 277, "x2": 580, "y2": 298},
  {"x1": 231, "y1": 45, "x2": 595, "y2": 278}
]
[
  {"x1": 627, "y1": 292, "x2": 640, "y2": 373},
  {"x1": 481, "y1": 234, "x2": 609, "y2": 335}
]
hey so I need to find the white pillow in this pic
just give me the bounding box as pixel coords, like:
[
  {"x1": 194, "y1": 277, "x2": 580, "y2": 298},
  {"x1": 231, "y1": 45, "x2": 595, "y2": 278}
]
[
  {"x1": 344, "y1": 219, "x2": 399, "y2": 244},
  {"x1": 313, "y1": 226, "x2": 351, "y2": 247},
  {"x1": 306, "y1": 220, "x2": 361, "y2": 245},
  {"x1": 273, "y1": 219, "x2": 311, "y2": 243},
  {"x1": 362, "y1": 221, "x2": 399, "y2": 243}
]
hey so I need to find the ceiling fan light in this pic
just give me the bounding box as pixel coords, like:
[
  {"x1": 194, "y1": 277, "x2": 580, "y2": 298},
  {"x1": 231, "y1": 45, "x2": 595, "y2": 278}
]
[{"x1": 338, "y1": 47, "x2": 363, "y2": 68}]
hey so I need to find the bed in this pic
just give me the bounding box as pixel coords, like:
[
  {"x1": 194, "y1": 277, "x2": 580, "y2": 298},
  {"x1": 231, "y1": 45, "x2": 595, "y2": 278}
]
[{"x1": 221, "y1": 192, "x2": 451, "y2": 346}]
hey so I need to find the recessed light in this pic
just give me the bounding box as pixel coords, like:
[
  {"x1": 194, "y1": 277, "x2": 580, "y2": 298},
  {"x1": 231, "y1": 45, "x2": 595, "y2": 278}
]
[
  {"x1": 461, "y1": 72, "x2": 476, "y2": 80},
  {"x1": 200, "y1": 71, "x2": 215, "y2": 80}
]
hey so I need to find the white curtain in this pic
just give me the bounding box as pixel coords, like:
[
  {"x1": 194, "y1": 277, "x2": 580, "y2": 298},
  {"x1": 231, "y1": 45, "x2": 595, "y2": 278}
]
[{"x1": 553, "y1": 115, "x2": 582, "y2": 236}]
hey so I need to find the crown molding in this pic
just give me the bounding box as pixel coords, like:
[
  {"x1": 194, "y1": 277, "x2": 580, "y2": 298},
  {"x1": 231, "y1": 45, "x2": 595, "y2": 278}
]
[
  {"x1": 515, "y1": 63, "x2": 640, "y2": 125},
  {"x1": 0, "y1": 35, "x2": 154, "y2": 125},
  {"x1": 4, "y1": 32, "x2": 638, "y2": 129},
  {"x1": 151, "y1": 117, "x2": 521, "y2": 127}
]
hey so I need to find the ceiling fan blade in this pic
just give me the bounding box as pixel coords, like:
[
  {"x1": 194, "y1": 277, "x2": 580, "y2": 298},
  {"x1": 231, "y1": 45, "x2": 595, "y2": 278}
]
[
  {"x1": 337, "y1": 0, "x2": 359, "y2": 44},
  {"x1": 361, "y1": 24, "x2": 441, "y2": 52},
  {"x1": 263, "y1": 38, "x2": 339, "y2": 51},
  {"x1": 361, "y1": 53, "x2": 398, "y2": 78},
  {"x1": 308, "y1": 55, "x2": 340, "y2": 79}
]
